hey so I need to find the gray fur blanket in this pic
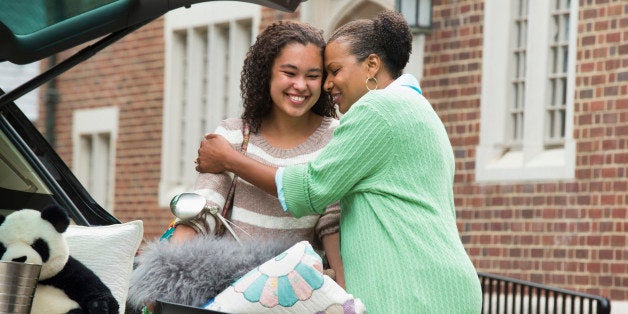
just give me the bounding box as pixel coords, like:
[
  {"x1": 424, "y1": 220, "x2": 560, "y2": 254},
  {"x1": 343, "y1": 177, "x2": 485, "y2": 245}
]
[{"x1": 127, "y1": 236, "x2": 294, "y2": 310}]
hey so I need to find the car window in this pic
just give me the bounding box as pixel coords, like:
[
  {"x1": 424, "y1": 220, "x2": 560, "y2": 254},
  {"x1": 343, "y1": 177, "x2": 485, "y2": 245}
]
[
  {"x1": 0, "y1": 128, "x2": 55, "y2": 216},
  {"x1": 0, "y1": 0, "x2": 123, "y2": 35}
]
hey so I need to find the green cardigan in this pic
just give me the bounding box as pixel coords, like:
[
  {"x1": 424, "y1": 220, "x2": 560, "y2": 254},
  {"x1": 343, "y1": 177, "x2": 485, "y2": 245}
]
[{"x1": 282, "y1": 75, "x2": 482, "y2": 313}]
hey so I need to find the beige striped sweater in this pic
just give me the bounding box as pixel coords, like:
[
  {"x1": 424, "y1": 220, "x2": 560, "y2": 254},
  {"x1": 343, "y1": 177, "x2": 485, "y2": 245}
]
[{"x1": 192, "y1": 117, "x2": 340, "y2": 249}]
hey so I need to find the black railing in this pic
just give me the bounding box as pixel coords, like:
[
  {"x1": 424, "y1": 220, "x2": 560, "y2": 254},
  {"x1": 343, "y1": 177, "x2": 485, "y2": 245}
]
[{"x1": 478, "y1": 272, "x2": 611, "y2": 314}]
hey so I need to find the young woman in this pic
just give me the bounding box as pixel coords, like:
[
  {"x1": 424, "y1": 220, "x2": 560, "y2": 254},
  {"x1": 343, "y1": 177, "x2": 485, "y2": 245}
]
[
  {"x1": 172, "y1": 21, "x2": 344, "y2": 286},
  {"x1": 195, "y1": 10, "x2": 482, "y2": 313}
]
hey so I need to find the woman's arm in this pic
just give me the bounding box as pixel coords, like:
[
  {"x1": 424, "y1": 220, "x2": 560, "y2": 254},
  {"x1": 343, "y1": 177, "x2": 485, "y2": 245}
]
[
  {"x1": 196, "y1": 133, "x2": 278, "y2": 196},
  {"x1": 322, "y1": 232, "x2": 345, "y2": 289},
  {"x1": 282, "y1": 102, "x2": 394, "y2": 217},
  {"x1": 170, "y1": 224, "x2": 197, "y2": 244},
  {"x1": 199, "y1": 100, "x2": 395, "y2": 218}
]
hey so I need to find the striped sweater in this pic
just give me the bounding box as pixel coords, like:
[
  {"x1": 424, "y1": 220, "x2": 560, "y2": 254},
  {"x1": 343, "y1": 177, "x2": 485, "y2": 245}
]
[
  {"x1": 193, "y1": 117, "x2": 340, "y2": 249},
  {"x1": 282, "y1": 74, "x2": 482, "y2": 313}
]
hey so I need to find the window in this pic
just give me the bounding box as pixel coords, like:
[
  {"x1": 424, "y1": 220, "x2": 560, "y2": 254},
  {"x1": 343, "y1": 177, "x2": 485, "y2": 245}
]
[
  {"x1": 476, "y1": 0, "x2": 577, "y2": 182},
  {"x1": 0, "y1": 62, "x2": 40, "y2": 121},
  {"x1": 160, "y1": 3, "x2": 257, "y2": 206},
  {"x1": 72, "y1": 107, "x2": 118, "y2": 212},
  {"x1": 407, "y1": 34, "x2": 426, "y2": 82}
]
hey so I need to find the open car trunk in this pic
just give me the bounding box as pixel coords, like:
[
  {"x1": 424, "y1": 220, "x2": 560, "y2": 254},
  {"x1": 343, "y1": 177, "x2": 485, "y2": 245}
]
[{"x1": 0, "y1": 0, "x2": 305, "y2": 225}]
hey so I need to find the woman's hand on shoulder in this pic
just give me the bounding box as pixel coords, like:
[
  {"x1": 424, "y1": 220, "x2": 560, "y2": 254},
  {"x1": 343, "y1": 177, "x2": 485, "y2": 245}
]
[{"x1": 196, "y1": 133, "x2": 235, "y2": 173}]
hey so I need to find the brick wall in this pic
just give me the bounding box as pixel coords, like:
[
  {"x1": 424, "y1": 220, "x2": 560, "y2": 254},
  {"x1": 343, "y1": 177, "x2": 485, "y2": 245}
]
[{"x1": 423, "y1": 0, "x2": 626, "y2": 301}]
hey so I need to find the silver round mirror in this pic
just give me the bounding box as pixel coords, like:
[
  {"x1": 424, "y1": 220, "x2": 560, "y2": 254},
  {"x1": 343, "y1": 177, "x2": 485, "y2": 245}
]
[{"x1": 169, "y1": 192, "x2": 207, "y2": 220}]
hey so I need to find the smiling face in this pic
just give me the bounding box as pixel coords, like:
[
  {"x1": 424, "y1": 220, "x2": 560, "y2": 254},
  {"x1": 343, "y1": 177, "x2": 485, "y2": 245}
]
[
  {"x1": 323, "y1": 40, "x2": 369, "y2": 114},
  {"x1": 269, "y1": 43, "x2": 324, "y2": 119}
]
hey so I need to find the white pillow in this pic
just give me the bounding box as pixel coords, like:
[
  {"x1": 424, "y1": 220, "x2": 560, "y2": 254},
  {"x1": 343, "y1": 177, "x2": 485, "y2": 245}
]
[
  {"x1": 205, "y1": 241, "x2": 366, "y2": 313},
  {"x1": 65, "y1": 220, "x2": 144, "y2": 314}
]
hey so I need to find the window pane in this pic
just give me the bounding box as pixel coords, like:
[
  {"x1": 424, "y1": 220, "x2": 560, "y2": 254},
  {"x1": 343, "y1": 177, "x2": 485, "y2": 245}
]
[
  {"x1": 398, "y1": 0, "x2": 418, "y2": 26},
  {"x1": 200, "y1": 27, "x2": 210, "y2": 136},
  {"x1": 508, "y1": 0, "x2": 528, "y2": 148},
  {"x1": 545, "y1": 0, "x2": 569, "y2": 147},
  {"x1": 0, "y1": 0, "x2": 128, "y2": 35},
  {"x1": 175, "y1": 30, "x2": 188, "y2": 181},
  {"x1": 218, "y1": 24, "x2": 231, "y2": 110}
]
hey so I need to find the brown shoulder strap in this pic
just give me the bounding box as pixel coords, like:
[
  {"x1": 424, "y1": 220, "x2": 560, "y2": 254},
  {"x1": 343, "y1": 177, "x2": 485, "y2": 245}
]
[{"x1": 216, "y1": 123, "x2": 250, "y2": 236}]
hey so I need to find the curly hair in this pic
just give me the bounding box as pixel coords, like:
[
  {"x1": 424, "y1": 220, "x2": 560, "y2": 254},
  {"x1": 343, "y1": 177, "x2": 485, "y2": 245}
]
[
  {"x1": 328, "y1": 10, "x2": 412, "y2": 78},
  {"x1": 240, "y1": 21, "x2": 336, "y2": 133}
]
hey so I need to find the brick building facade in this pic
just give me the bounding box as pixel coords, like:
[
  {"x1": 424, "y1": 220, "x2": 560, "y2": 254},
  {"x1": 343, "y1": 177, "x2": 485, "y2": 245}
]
[
  {"x1": 36, "y1": 0, "x2": 626, "y2": 310},
  {"x1": 421, "y1": 1, "x2": 626, "y2": 303}
]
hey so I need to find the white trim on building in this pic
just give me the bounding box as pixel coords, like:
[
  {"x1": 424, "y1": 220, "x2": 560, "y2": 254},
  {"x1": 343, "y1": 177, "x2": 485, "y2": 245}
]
[
  {"x1": 476, "y1": 0, "x2": 577, "y2": 182},
  {"x1": 72, "y1": 107, "x2": 119, "y2": 213}
]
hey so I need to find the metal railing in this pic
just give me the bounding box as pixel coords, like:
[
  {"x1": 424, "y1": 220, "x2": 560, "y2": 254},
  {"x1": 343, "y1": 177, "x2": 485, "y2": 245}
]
[{"x1": 478, "y1": 272, "x2": 611, "y2": 314}]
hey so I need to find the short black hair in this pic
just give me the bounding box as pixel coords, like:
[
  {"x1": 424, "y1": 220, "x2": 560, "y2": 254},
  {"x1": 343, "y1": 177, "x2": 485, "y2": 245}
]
[{"x1": 328, "y1": 10, "x2": 412, "y2": 78}]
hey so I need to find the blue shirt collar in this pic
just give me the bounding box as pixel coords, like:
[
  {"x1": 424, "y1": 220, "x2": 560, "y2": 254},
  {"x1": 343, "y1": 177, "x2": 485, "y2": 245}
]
[{"x1": 386, "y1": 73, "x2": 422, "y2": 95}]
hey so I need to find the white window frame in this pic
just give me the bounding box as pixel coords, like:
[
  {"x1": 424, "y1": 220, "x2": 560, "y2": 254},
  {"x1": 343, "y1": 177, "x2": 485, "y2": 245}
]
[
  {"x1": 476, "y1": 0, "x2": 577, "y2": 182},
  {"x1": 159, "y1": 3, "x2": 259, "y2": 206},
  {"x1": 72, "y1": 107, "x2": 118, "y2": 212},
  {"x1": 406, "y1": 33, "x2": 425, "y2": 82}
]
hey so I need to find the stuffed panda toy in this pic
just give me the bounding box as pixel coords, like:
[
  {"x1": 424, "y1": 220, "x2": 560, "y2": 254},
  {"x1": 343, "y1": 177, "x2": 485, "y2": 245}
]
[{"x1": 0, "y1": 205, "x2": 119, "y2": 314}]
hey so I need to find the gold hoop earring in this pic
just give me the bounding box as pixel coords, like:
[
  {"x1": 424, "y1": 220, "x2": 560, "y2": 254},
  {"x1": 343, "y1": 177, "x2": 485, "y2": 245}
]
[{"x1": 366, "y1": 77, "x2": 378, "y2": 91}]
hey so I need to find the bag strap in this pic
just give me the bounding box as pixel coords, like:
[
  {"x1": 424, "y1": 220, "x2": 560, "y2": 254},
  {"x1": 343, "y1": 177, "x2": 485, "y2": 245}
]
[{"x1": 215, "y1": 122, "x2": 250, "y2": 236}]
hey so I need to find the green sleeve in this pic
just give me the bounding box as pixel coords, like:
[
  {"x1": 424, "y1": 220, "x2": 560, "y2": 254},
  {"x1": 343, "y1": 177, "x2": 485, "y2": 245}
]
[{"x1": 282, "y1": 99, "x2": 396, "y2": 218}]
